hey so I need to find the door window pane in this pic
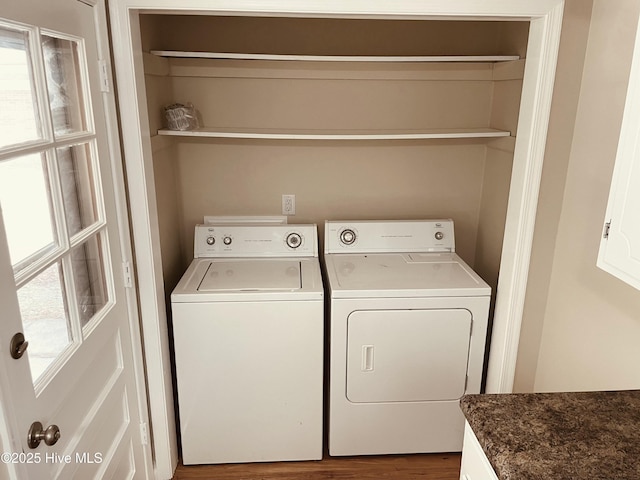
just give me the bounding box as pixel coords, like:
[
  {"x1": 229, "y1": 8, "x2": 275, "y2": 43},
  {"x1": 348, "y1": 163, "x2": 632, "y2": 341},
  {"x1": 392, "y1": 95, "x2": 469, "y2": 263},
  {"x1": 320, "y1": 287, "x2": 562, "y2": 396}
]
[
  {"x1": 0, "y1": 153, "x2": 57, "y2": 268},
  {"x1": 57, "y1": 143, "x2": 99, "y2": 236},
  {"x1": 18, "y1": 262, "x2": 71, "y2": 384},
  {"x1": 0, "y1": 26, "x2": 42, "y2": 148},
  {"x1": 42, "y1": 34, "x2": 87, "y2": 136},
  {"x1": 72, "y1": 235, "x2": 108, "y2": 327}
]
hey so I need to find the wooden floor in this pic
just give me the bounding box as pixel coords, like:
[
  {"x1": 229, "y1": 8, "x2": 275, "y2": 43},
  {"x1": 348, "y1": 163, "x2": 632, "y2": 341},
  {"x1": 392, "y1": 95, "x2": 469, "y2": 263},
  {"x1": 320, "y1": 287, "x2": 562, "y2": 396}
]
[{"x1": 172, "y1": 453, "x2": 462, "y2": 479}]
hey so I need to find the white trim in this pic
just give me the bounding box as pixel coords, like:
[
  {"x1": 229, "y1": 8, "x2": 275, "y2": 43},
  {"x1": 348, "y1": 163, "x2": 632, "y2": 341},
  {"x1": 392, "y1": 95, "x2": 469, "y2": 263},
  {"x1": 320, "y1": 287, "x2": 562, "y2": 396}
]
[
  {"x1": 92, "y1": 0, "x2": 155, "y2": 476},
  {"x1": 126, "y1": 0, "x2": 564, "y2": 18},
  {"x1": 485, "y1": 4, "x2": 565, "y2": 393},
  {"x1": 108, "y1": 0, "x2": 565, "y2": 474},
  {"x1": 108, "y1": 6, "x2": 179, "y2": 478}
]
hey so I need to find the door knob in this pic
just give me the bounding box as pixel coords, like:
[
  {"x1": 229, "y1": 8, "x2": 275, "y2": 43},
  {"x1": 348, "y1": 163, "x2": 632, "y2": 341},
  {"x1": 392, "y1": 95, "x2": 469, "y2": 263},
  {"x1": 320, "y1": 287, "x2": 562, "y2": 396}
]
[
  {"x1": 10, "y1": 332, "x2": 28, "y2": 359},
  {"x1": 28, "y1": 421, "x2": 61, "y2": 448}
]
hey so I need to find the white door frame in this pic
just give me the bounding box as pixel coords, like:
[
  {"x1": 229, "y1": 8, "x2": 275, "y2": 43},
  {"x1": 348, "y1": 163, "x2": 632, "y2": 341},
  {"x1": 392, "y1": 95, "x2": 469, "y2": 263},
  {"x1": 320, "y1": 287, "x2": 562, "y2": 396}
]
[{"x1": 108, "y1": 0, "x2": 564, "y2": 476}]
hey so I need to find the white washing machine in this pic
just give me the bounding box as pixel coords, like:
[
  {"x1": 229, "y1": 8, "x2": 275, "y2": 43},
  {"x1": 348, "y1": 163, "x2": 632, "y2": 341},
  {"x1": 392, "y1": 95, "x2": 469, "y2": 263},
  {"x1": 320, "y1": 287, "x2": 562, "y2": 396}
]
[
  {"x1": 171, "y1": 223, "x2": 324, "y2": 465},
  {"x1": 324, "y1": 219, "x2": 490, "y2": 456}
]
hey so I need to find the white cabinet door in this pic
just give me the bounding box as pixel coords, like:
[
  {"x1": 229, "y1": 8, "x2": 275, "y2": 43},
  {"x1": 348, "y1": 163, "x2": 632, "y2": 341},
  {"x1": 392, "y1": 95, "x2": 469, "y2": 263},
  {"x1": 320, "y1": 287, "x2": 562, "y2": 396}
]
[
  {"x1": 459, "y1": 422, "x2": 499, "y2": 480},
  {"x1": 598, "y1": 13, "x2": 640, "y2": 290}
]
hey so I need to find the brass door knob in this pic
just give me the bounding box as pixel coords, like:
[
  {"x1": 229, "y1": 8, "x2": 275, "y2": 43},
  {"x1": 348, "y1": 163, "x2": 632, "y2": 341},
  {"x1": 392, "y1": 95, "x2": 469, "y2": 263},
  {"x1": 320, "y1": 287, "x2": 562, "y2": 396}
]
[{"x1": 28, "y1": 421, "x2": 61, "y2": 449}]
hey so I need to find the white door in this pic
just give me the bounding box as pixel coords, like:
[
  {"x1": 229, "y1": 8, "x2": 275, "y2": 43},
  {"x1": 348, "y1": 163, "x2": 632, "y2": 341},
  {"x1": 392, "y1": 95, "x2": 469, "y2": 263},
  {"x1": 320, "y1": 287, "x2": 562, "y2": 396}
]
[
  {"x1": 0, "y1": 0, "x2": 152, "y2": 478},
  {"x1": 346, "y1": 309, "x2": 472, "y2": 403}
]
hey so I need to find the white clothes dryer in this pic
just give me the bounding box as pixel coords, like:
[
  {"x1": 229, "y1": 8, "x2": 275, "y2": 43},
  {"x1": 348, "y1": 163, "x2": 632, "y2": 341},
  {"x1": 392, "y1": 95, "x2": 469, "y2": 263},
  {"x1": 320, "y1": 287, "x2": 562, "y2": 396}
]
[
  {"x1": 171, "y1": 223, "x2": 324, "y2": 465},
  {"x1": 324, "y1": 219, "x2": 490, "y2": 456}
]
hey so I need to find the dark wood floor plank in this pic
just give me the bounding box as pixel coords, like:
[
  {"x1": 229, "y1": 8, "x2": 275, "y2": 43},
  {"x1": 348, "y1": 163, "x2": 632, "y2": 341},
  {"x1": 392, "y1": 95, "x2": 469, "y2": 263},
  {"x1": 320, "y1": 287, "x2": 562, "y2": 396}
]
[{"x1": 173, "y1": 453, "x2": 461, "y2": 479}]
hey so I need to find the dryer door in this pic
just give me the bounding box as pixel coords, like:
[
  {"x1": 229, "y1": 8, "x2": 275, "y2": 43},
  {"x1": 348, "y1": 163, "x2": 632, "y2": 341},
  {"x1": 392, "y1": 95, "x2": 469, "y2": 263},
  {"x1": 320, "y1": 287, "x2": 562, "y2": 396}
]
[{"x1": 346, "y1": 309, "x2": 472, "y2": 403}]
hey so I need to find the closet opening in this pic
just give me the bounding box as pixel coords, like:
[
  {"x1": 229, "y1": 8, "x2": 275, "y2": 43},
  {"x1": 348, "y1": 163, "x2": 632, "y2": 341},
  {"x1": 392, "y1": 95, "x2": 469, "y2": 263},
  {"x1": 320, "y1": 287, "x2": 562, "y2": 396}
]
[
  {"x1": 140, "y1": 12, "x2": 528, "y2": 389},
  {"x1": 107, "y1": 2, "x2": 564, "y2": 475}
]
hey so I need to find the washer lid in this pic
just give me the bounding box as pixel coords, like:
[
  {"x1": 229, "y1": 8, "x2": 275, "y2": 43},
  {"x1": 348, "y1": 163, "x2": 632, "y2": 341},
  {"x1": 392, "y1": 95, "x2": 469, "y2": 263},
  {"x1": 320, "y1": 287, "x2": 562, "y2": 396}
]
[
  {"x1": 326, "y1": 252, "x2": 490, "y2": 297},
  {"x1": 198, "y1": 260, "x2": 301, "y2": 291}
]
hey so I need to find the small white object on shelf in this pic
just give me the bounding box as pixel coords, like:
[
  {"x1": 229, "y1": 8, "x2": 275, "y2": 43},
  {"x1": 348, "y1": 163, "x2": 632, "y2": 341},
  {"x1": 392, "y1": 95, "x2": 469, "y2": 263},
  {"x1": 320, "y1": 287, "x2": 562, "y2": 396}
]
[{"x1": 163, "y1": 103, "x2": 199, "y2": 131}]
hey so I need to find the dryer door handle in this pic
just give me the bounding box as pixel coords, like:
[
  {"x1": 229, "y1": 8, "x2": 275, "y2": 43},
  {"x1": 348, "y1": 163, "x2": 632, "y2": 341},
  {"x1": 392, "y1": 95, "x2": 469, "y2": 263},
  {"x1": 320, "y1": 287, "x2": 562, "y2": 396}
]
[{"x1": 362, "y1": 345, "x2": 374, "y2": 372}]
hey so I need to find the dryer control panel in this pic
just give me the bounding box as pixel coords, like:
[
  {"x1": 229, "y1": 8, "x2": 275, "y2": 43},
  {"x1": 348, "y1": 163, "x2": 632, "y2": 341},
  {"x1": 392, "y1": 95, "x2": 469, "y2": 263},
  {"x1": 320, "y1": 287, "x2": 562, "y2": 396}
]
[
  {"x1": 324, "y1": 219, "x2": 455, "y2": 254},
  {"x1": 194, "y1": 224, "x2": 318, "y2": 258}
]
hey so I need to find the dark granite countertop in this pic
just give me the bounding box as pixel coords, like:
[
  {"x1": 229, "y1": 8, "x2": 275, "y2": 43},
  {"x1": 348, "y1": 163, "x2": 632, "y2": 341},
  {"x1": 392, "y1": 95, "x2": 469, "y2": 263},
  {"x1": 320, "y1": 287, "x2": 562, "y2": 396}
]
[{"x1": 460, "y1": 390, "x2": 640, "y2": 480}]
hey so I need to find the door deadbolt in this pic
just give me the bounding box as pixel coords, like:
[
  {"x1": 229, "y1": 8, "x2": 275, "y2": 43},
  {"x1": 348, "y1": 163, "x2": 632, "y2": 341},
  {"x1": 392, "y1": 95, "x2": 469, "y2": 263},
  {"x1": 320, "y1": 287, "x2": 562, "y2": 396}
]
[
  {"x1": 10, "y1": 332, "x2": 28, "y2": 360},
  {"x1": 28, "y1": 422, "x2": 61, "y2": 449}
]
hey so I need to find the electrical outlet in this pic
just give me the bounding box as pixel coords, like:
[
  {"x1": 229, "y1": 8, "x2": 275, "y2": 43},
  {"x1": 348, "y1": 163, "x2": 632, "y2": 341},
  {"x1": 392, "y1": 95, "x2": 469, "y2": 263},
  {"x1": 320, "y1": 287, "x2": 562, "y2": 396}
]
[{"x1": 282, "y1": 194, "x2": 295, "y2": 215}]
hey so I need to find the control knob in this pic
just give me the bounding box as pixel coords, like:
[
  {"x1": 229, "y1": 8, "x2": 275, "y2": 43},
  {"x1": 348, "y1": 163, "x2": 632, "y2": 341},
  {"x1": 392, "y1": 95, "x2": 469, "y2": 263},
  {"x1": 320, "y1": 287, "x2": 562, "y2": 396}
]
[
  {"x1": 340, "y1": 229, "x2": 356, "y2": 246},
  {"x1": 286, "y1": 232, "x2": 302, "y2": 249},
  {"x1": 435, "y1": 231, "x2": 444, "y2": 241},
  {"x1": 206, "y1": 236, "x2": 215, "y2": 245},
  {"x1": 223, "y1": 236, "x2": 232, "y2": 245}
]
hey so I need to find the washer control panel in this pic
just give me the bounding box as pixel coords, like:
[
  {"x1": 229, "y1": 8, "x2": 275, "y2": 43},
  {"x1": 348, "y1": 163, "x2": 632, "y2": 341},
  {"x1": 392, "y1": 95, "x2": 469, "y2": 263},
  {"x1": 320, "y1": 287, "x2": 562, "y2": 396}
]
[
  {"x1": 325, "y1": 219, "x2": 455, "y2": 254},
  {"x1": 194, "y1": 224, "x2": 318, "y2": 258}
]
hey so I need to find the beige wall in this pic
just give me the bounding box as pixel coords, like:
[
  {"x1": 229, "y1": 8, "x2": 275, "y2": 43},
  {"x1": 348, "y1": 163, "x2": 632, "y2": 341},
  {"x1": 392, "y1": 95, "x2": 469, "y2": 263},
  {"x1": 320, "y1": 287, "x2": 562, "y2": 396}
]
[
  {"x1": 169, "y1": 72, "x2": 494, "y2": 131},
  {"x1": 515, "y1": 0, "x2": 640, "y2": 392},
  {"x1": 151, "y1": 138, "x2": 184, "y2": 300},
  {"x1": 514, "y1": 0, "x2": 594, "y2": 392},
  {"x1": 174, "y1": 141, "x2": 487, "y2": 268},
  {"x1": 474, "y1": 60, "x2": 524, "y2": 297},
  {"x1": 474, "y1": 140, "x2": 514, "y2": 296},
  {"x1": 145, "y1": 15, "x2": 526, "y2": 57},
  {"x1": 163, "y1": 57, "x2": 516, "y2": 270},
  {"x1": 141, "y1": 17, "x2": 526, "y2": 353},
  {"x1": 142, "y1": 16, "x2": 185, "y2": 298}
]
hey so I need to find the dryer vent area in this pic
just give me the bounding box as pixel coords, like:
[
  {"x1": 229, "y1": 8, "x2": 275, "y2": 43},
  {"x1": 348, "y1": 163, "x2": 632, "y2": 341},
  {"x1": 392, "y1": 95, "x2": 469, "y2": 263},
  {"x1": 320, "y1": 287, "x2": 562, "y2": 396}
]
[{"x1": 139, "y1": 14, "x2": 529, "y2": 328}]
